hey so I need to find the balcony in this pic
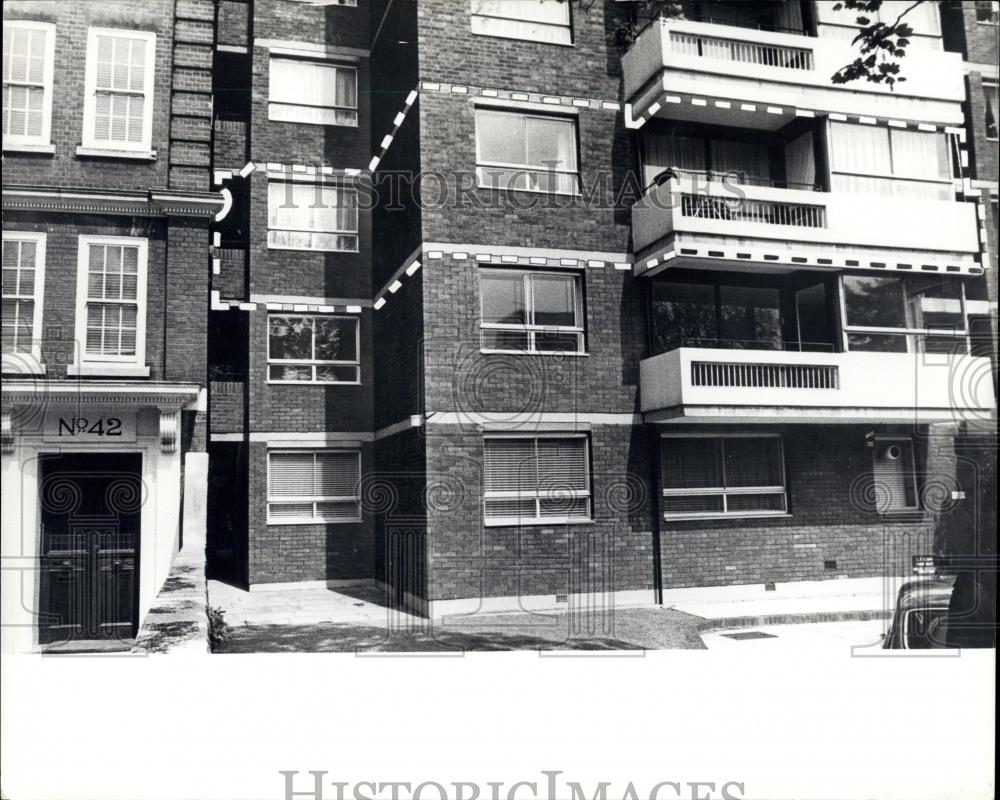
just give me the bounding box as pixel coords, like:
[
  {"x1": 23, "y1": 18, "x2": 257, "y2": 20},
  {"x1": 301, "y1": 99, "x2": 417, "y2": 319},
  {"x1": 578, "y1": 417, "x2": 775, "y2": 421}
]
[
  {"x1": 623, "y1": 19, "x2": 966, "y2": 128},
  {"x1": 640, "y1": 348, "x2": 996, "y2": 424},
  {"x1": 631, "y1": 177, "x2": 982, "y2": 276}
]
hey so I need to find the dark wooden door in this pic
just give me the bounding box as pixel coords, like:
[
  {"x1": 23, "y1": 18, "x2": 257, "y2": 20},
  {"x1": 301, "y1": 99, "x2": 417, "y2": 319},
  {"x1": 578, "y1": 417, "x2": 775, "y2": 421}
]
[{"x1": 38, "y1": 454, "x2": 142, "y2": 645}]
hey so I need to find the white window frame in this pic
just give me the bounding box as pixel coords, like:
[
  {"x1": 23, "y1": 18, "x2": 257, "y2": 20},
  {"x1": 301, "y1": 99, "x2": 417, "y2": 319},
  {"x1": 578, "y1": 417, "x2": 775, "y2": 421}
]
[
  {"x1": 660, "y1": 433, "x2": 789, "y2": 520},
  {"x1": 479, "y1": 268, "x2": 586, "y2": 355},
  {"x1": 267, "y1": 179, "x2": 360, "y2": 252},
  {"x1": 283, "y1": 0, "x2": 357, "y2": 6},
  {"x1": 474, "y1": 108, "x2": 581, "y2": 196},
  {"x1": 482, "y1": 433, "x2": 593, "y2": 526},
  {"x1": 266, "y1": 449, "x2": 362, "y2": 525},
  {"x1": 470, "y1": 0, "x2": 573, "y2": 45},
  {"x1": 72, "y1": 234, "x2": 148, "y2": 373},
  {"x1": 872, "y1": 436, "x2": 920, "y2": 513},
  {"x1": 267, "y1": 313, "x2": 361, "y2": 385},
  {"x1": 1, "y1": 231, "x2": 46, "y2": 371},
  {"x1": 268, "y1": 56, "x2": 358, "y2": 127},
  {"x1": 2, "y1": 20, "x2": 56, "y2": 152},
  {"x1": 81, "y1": 27, "x2": 157, "y2": 155}
]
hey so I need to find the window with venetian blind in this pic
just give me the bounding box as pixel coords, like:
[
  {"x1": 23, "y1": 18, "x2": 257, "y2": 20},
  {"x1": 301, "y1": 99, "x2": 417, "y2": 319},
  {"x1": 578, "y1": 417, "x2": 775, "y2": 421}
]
[
  {"x1": 75, "y1": 236, "x2": 147, "y2": 366},
  {"x1": 268, "y1": 57, "x2": 358, "y2": 126},
  {"x1": 660, "y1": 435, "x2": 787, "y2": 519},
  {"x1": 267, "y1": 450, "x2": 362, "y2": 523},
  {"x1": 2, "y1": 20, "x2": 55, "y2": 148},
  {"x1": 2, "y1": 232, "x2": 46, "y2": 361},
  {"x1": 267, "y1": 180, "x2": 359, "y2": 252},
  {"x1": 82, "y1": 28, "x2": 156, "y2": 153},
  {"x1": 470, "y1": 0, "x2": 572, "y2": 45},
  {"x1": 871, "y1": 439, "x2": 919, "y2": 512},
  {"x1": 483, "y1": 435, "x2": 592, "y2": 524}
]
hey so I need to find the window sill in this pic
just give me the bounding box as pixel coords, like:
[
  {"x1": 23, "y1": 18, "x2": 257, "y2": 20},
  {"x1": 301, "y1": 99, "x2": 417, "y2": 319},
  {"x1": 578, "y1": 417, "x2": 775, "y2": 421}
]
[
  {"x1": 468, "y1": 30, "x2": 575, "y2": 48},
  {"x1": 266, "y1": 243, "x2": 360, "y2": 254},
  {"x1": 477, "y1": 183, "x2": 582, "y2": 199},
  {"x1": 484, "y1": 518, "x2": 594, "y2": 527},
  {"x1": 3, "y1": 142, "x2": 55, "y2": 156},
  {"x1": 75, "y1": 146, "x2": 157, "y2": 161},
  {"x1": 267, "y1": 111, "x2": 359, "y2": 129},
  {"x1": 663, "y1": 513, "x2": 792, "y2": 522},
  {"x1": 1, "y1": 357, "x2": 46, "y2": 375},
  {"x1": 266, "y1": 517, "x2": 362, "y2": 526},
  {"x1": 267, "y1": 379, "x2": 362, "y2": 386},
  {"x1": 66, "y1": 363, "x2": 151, "y2": 378},
  {"x1": 480, "y1": 349, "x2": 588, "y2": 357}
]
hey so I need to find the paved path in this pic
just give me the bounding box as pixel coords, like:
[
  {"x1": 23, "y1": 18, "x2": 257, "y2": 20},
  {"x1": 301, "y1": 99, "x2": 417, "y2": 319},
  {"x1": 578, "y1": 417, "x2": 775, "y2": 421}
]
[{"x1": 700, "y1": 619, "x2": 888, "y2": 651}]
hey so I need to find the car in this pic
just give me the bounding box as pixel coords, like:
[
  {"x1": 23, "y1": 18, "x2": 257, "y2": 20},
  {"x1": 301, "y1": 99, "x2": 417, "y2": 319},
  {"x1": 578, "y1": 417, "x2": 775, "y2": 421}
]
[{"x1": 884, "y1": 568, "x2": 996, "y2": 649}]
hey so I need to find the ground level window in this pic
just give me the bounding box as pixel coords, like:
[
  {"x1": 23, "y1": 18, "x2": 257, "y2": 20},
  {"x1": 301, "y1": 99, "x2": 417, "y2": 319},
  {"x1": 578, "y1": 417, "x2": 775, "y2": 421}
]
[
  {"x1": 660, "y1": 435, "x2": 787, "y2": 519},
  {"x1": 871, "y1": 438, "x2": 919, "y2": 512},
  {"x1": 483, "y1": 435, "x2": 591, "y2": 524},
  {"x1": 267, "y1": 449, "x2": 361, "y2": 523}
]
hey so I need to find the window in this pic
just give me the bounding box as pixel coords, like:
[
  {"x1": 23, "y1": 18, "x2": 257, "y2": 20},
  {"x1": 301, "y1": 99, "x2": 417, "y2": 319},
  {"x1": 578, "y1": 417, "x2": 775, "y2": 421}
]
[
  {"x1": 871, "y1": 438, "x2": 919, "y2": 512},
  {"x1": 483, "y1": 435, "x2": 591, "y2": 525},
  {"x1": 984, "y1": 81, "x2": 999, "y2": 141},
  {"x1": 841, "y1": 274, "x2": 968, "y2": 354},
  {"x1": 267, "y1": 450, "x2": 361, "y2": 523},
  {"x1": 267, "y1": 180, "x2": 359, "y2": 252},
  {"x1": 74, "y1": 236, "x2": 147, "y2": 367},
  {"x1": 479, "y1": 269, "x2": 585, "y2": 353},
  {"x1": 660, "y1": 435, "x2": 788, "y2": 519},
  {"x1": 268, "y1": 314, "x2": 360, "y2": 384},
  {"x1": 2, "y1": 20, "x2": 55, "y2": 149},
  {"x1": 475, "y1": 109, "x2": 579, "y2": 195},
  {"x1": 975, "y1": 1, "x2": 999, "y2": 24},
  {"x1": 470, "y1": 0, "x2": 572, "y2": 45},
  {"x1": 82, "y1": 28, "x2": 156, "y2": 153},
  {"x1": 2, "y1": 232, "x2": 45, "y2": 363},
  {"x1": 269, "y1": 57, "x2": 358, "y2": 126}
]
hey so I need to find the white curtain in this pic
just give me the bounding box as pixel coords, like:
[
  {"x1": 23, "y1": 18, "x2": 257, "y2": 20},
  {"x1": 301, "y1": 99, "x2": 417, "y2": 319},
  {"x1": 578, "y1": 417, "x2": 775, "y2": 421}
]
[
  {"x1": 830, "y1": 121, "x2": 891, "y2": 174},
  {"x1": 642, "y1": 132, "x2": 705, "y2": 185},
  {"x1": 889, "y1": 128, "x2": 949, "y2": 180},
  {"x1": 710, "y1": 139, "x2": 770, "y2": 183},
  {"x1": 784, "y1": 131, "x2": 815, "y2": 187}
]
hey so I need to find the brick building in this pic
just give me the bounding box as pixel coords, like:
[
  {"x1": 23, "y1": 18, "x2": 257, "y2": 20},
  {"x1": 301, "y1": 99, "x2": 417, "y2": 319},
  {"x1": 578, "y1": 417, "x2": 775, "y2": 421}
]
[{"x1": 1, "y1": 0, "x2": 221, "y2": 650}]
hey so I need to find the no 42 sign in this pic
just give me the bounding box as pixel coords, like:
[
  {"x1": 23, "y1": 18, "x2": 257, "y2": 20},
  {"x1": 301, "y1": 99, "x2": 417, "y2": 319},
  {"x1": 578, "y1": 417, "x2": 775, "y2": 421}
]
[{"x1": 43, "y1": 411, "x2": 137, "y2": 443}]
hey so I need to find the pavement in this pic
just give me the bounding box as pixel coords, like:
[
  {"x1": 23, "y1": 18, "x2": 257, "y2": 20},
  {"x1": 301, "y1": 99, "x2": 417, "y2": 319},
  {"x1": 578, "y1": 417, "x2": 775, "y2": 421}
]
[{"x1": 701, "y1": 619, "x2": 888, "y2": 651}]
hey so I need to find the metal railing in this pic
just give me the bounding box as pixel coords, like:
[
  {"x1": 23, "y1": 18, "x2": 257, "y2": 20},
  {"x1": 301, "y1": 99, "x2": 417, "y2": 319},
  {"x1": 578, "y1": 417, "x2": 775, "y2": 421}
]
[
  {"x1": 650, "y1": 168, "x2": 822, "y2": 193},
  {"x1": 678, "y1": 338, "x2": 836, "y2": 353},
  {"x1": 691, "y1": 361, "x2": 839, "y2": 389},
  {"x1": 680, "y1": 193, "x2": 826, "y2": 228},
  {"x1": 671, "y1": 30, "x2": 813, "y2": 70}
]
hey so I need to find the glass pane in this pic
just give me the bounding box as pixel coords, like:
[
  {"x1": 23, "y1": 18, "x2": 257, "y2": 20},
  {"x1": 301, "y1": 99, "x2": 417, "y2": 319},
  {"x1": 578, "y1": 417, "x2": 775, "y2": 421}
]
[
  {"x1": 661, "y1": 438, "x2": 723, "y2": 490},
  {"x1": 537, "y1": 438, "x2": 587, "y2": 491},
  {"x1": 650, "y1": 281, "x2": 717, "y2": 353},
  {"x1": 526, "y1": 116, "x2": 576, "y2": 172},
  {"x1": 269, "y1": 364, "x2": 313, "y2": 382},
  {"x1": 847, "y1": 333, "x2": 909, "y2": 352},
  {"x1": 662, "y1": 495, "x2": 724, "y2": 515},
  {"x1": 843, "y1": 275, "x2": 907, "y2": 328},
  {"x1": 315, "y1": 365, "x2": 359, "y2": 383},
  {"x1": 534, "y1": 331, "x2": 582, "y2": 352},
  {"x1": 531, "y1": 273, "x2": 576, "y2": 327},
  {"x1": 726, "y1": 493, "x2": 786, "y2": 512},
  {"x1": 480, "y1": 271, "x2": 526, "y2": 325},
  {"x1": 480, "y1": 329, "x2": 529, "y2": 351},
  {"x1": 315, "y1": 501, "x2": 360, "y2": 521},
  {"x1": 476, "y1": 110, "x2": 526, "y2": 165},
  {"x1": 484, "y1": 497, "x2": 536, "y2": 520},
  {"x1": 268, "y1": 316, "x2": 314, "y2": 360},
  {"x1": 830, "y1": 122, "x2": 891, "y2": 174},
  {"x1": 539, "y1": 496, "x2": 588, "y2": 518},
  {"x1": 795, "y1": 282, "x2": 832, "y2": 351},
  {"x1": 724, "y1": 438, "x2": 783, "y2": 487},
  {"x1": 268, "y1": 503, "x2": 314, "y2": 520},
  {"x1": 719, "y1": 285, "x2": 782, "y2": 347},
  {"x1": 904, "y1": 277, "x2": 964, "y2": 331},
  {"x1": 919, "y1": 335, "x2": 968, "y2": 355},
  {"x1": 314, "y1": 317, "x2": 357, "y2": 361},
  {"x1": 484, "y1": 438, "x2": 536, "y2": 493}
]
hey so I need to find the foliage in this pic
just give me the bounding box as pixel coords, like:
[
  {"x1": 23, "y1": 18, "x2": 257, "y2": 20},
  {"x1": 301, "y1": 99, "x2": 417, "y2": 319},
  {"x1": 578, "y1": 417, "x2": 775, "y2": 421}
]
[
  {"x1": 830, "y1": 0, "x2": 928, "y2": 89},
  {"x1": 207, "y1": 605, "x2": 231, "y2": 651},
  {"x1": 559, "y1": 0, "x2": 683, "y2": 48}
]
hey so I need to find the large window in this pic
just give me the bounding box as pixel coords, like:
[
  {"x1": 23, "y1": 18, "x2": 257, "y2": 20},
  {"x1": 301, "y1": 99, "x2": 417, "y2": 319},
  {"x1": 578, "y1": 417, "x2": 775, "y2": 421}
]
[
  {"x1": 74, "y1": 236, "x2": 147, "y2": 368},
  {"x1": 2, "y1": 20, "x2": 55, "y2": 149},
  {"x1": 660, "y1": 435, "x2": 788, "y2": 519},
  {"x1": 479, "y1": 268, "x2": 584, "y2": 353},
  {"x1": 82, "y1": 28, "x2": 156, "y2": 153},
  {"x1": 268, "y1": 314, "x2": 360, "y2": 384},
  {"x1": 828, "y1": 122, "x2": 952, "y2": 200},
  {"x1": 483, "y1": 435, "x2": 591, "y2": 525},
  {"x1": 267, "y1": 450, "x2": 362, "y2": 524},
  {"x1": 985, "y1": 81, "x2": 998, "y2": 141},
  {"x1": 268, "y1": 57, "x2": 358, "y2": 127},
  {"x1": 475, "y1": 109, "x2": 579, "y2": 195},
  {"x1": 470, "y1": 0, "x2": 572, "y2": 45},
  {"x1": 267, "y1": 180, "x2": 359, "y2": 252},
  {"x1": 975, "y1": 0, "x2": 999, "y2": 24},
  {"x1": 871, "y1": 438, "x2": 919, "y2": 512},
  {"x1": 2, "y1": 232, "x2": 46, "y2": 363},
  {"x1": 841, "y1": 274, "x2": 967, "y2": 354}
]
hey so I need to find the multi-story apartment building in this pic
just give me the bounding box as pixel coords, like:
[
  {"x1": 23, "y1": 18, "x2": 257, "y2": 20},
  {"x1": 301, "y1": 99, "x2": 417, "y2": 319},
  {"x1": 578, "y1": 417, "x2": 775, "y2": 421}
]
[{"x1": 1, "y1": 0, "x2": 221, "y2": 650}]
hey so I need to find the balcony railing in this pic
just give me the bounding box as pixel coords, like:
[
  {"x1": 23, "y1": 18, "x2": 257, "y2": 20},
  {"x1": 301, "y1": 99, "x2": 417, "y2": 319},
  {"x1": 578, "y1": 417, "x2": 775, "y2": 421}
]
[
  {"x1": 680, "y1": 193, "x2": 826, "y2": 228},
  {"x1": 670, "y1": 30, "x2": 813, "y2": 70},
  {"x1": 674, "y1": 338, "x2": 835, "y2": 353},
  {"x1": 691, "y1": 361, "x2": 839, "y2": 390}
]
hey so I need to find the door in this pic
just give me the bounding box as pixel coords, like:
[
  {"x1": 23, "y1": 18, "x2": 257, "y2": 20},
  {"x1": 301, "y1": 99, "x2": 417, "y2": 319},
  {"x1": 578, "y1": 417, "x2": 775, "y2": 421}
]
[{"x1": 38, "y1": 453, "x2": 142, "y2": 645}]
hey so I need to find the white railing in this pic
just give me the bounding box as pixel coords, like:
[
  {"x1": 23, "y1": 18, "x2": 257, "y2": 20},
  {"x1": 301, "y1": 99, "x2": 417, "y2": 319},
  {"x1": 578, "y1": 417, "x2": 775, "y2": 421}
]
[
  {"x1": 691, "y1": 361, "x2": 839, "y2": 390},
  {"x1": 670, "y1": 30, "x2": 813, "y2": 70},
  {"x1": 680, "y1": 194, "x2": 826, "y2": 228}
]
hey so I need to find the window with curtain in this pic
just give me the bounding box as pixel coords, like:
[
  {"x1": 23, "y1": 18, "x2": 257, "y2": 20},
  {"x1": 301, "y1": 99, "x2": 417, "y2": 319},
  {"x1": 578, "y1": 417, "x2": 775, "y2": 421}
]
[
  {"x1": 479, "y1": 268, "x2": 584, "y2": 353},
  {"x1": 985, "y1": 82, "x2": 998, "y2": 140},
  {"x1": 267, "y1": 180, "x2": 359, "y2": 251},
  {"x1": 2, "y1": 20, "x2": 55, "y2": 147},
  {"x1": 871, "y1": 439, "x2": 919, "y2": 512},
  {"x1": 2, "y1": 232, "x2": 45, "y2": 358},
  {"x1": 641, "y1": 129, "x2": 774, "y2": 187},
  {"x1": 483, "y1": 435, "x2": 591, "y2": 524},
  {"x1": 267, "y1": 314, "x2": 360, "y2": 384},
  {"x1": 82, "y1": 28, "x2": 156, "y2": 152},
  {"x1": 842, "y1": 274, "x2": 968, "y2": 354},
  {"x1": 76, "y1": 237, "x2": 147, "y2": 366},
  {"x1": 267, "y1": 450, "x2": 362, "y2": 523},
  {"x1": 470, "y1": 0, "x2": 572, "y2": 44},
  {"x1": 268, "y1": 58, "x2": 358, "y2": 126},
  {"x1": 475, "y1": 109, "x2": 579, "y2": 194},
  {"x1": 829, "y1": 122, "x2": 951, "y2": 199},
  {"x1": 660, "y1": 436, "x2": 787, "y2": 518}
]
